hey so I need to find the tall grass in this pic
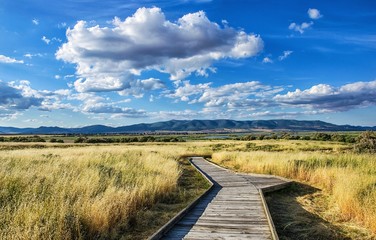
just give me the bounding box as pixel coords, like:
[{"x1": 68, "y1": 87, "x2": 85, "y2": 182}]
[
  {"x1": 212, "y1": 150, "x2": 376, "y2": 233},
  {"x1": 2, "y1": 139, "x2": 374, "y2": 238},
  {"x1": 0, "y1": 146, "x2": 180, "y2": 239}
]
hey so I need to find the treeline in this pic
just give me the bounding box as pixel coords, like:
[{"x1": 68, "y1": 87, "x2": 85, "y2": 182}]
[
  {"x1": 0, "y1": 136, "x2": 46, "y2": 142},
  {"x1": 0, "y1": 136, "x2": 65, "y2": 143},
  {"x1": 74, "y1": 136, "x2": 186, "y2": 143},
  {"x1": 240, "y1": 132, "x2": 356, "y2": 143}
]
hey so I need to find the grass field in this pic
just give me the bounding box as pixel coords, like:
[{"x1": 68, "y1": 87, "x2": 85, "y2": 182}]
[
  {"x1": 0, "y1": 143, "x2": 210, "y2": 240},
  {"x1": 211, "y1": 140, "x2": 376, "y2": 238},
  {"x1": 0, "y1": 137, "x2": 375, "y2": 239}
]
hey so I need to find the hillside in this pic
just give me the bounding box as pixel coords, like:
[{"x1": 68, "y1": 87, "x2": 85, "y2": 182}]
[{"x1": 0, "y1": 119, "x2": 375, "y2": 134}]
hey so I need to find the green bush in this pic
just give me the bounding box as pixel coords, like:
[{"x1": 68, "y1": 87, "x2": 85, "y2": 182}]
[{"x1": 355, "y1": 131, "x2": 376, "y2": 153}]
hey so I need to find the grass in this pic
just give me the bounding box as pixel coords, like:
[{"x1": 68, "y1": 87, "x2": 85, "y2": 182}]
[
  {"x1": 1, "y1": 139, "x2": 376, "y2": 239},
  {"x1": 265, "y1": 183, "x2": 374, "y2": 240},
  {"x1": 0, "y1": 144, "x2": 209, "y2": 240},
  {"x1": 211, "y1": 141, "x2": 376, "y2": 238}
]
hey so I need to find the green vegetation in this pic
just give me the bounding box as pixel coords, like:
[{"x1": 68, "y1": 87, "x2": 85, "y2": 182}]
[
  {"x1": 0, "y1": 135, "x2": 46, "y2": 142},
  {"x1": 240, "y1": 131, "x2": 357, "y2": 143},
  {"x1": 74, "y1": 136, "x2": 186, "y2": 143},
  {"x1": 354, "y1": 131, "x2": 376, "y2": 153},
  {"x1": 0, "y1": 130, "x2": 366, "y2": 143}
]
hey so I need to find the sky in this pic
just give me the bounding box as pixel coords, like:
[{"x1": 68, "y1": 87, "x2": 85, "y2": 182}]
[{"x1": 0, "y1": 0, "x2": 376, "y2": 127}]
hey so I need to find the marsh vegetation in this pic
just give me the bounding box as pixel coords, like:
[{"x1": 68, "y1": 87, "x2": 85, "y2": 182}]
[
  {"x1": 211, "y1": 133, "x2": 376, "y2": 239},
  {"x1": 0, "y1": 144, "x2": 210, "y2": 239},
  {"x1": 0, "y1": 132, "x2": 375, "y2": 239}
]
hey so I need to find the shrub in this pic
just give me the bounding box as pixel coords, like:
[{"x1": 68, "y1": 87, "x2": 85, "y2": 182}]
[{"x1": 355, "y1": 131, "x2": 376, "y2": 153}]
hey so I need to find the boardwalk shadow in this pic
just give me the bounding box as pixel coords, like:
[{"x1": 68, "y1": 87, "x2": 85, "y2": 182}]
[{"x1": 265, "y1": 182, "x2": 351, "y2": 240}]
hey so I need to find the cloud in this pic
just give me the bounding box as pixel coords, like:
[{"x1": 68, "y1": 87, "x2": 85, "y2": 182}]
[
  {"x1": 0, "y1": 111, "x2": 22, "y2": 120},
  {"x1": 74, "y1": 76, "x2": 165, "y2": 98},
  {"x1": 308, "y1": 8, "x2": 323, "y2": 19},
  {"x1": 151, "y1": 109, "x2": 201, "y2": 120},
  {"x1": 165, "y1": 81, "x2": 211, "y2": 102},
  {"x1": 32, "y1": 19, "x2": 39, "y2": 25},
  {"x1": 288, "y1": 21, "x2": 313, "y2": 34},
  {"x1": 64, "y1": 74, "x2": 75, "y2": 79},
  {"x1": 118, "y1": 78, "x2": 166, "y2": 97},
  {"x1": 56, "y1": 7, "x2": 263, "y2": 94},
  {"x1": 24, "y1": 53, "x2": 44, "y2": 59},
  {"x1": 249, "y1": 110, "x2": 330, "y2": 118},
  {"x1": 42, "y1": 36, "x2": 51, "y2": 44},
  {"x1": 83, "y1": 103, "x2": 146, "y2": 117},
  {"x1": 165, "y1": 79, "x2": 376, "y2": 118},
  {"x1": 42, "y1": 36, "x2": 62, "y2": 45},
  {"x1": 278, "y1": 50, "x2": 293, "y2": 61},
  {"x1": 0, "y1": 55, "x2": 24, "y2": 64},
  {"x1": 0, "y1": 81, "x2": 43, "y2": 112},
  {"x1": 197, "y1": 81, "x2": 283, "y2": 108},
  {"x1": 1, "y1": 82, "x2": 74, "y2": 113},
  {"x1": 65, "y1": 92, "x2": 145, "y2": 118},
  {"x1": 52, "y1": 37, "x2": 62, "y2": 43},
  {"x1": 274, "y1": 80, "x2": 376, "y2": 112},
  {"x1": 166, "y1": 81, "x2": 283, "y2": 111},
  {"x1": 262, "y1": 57, "x2": 273, "y2": 63}
]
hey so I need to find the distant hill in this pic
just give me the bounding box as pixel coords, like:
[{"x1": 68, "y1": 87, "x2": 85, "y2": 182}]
[{"x1": 0, "y1": 119, "x2": 375, "y2": 134}]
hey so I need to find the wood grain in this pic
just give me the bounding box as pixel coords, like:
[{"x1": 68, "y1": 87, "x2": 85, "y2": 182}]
[{"x1": 161, "y1": 157, "x2": 291, "y2": 239}]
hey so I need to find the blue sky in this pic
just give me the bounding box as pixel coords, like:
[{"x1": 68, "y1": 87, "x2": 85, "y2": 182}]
[{"x1": 0, "y1": 0, "x2": 375, "y2": 127}]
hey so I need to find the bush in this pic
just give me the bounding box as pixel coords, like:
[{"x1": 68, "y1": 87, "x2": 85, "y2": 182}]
[
  {"x1": 311, "y1": 132, "x2": 332, "y2": 141},
  {"x1": 355, "y1": 131, "x2": 376, "y2": 153},
  {"x1": 74, "y1": 137, "x2": 86, "y2": 143}
]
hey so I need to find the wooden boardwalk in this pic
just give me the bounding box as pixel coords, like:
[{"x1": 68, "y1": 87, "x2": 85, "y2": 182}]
[{"x1": 160, "y1": 157, "x2": 290, "y2": 240}]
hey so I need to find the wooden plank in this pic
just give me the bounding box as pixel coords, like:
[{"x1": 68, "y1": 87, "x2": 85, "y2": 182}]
[{"x1": 153, "y1": 157, "x2": 291, "y2": 240}]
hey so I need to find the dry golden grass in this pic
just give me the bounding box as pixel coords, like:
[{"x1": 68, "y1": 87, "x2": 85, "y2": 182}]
[
  {"x1": 0, "y1": 146, "x2": 182, "y2": 239},
  {"x1": 212, "y1": 149, "x2": 376, "y2": 235},
  {"x1": 1, "y1": 139, "x2": 375, "y2": 239}
]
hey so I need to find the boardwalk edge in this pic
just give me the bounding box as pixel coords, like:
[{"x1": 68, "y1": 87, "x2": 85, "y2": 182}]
[
  {"x1": 259, "y1": 188, "x2": 280, "y2": 240},
  {"x1": 148, "y1": 157, "x2": 214, "y2": 240},
  {"x1": 205, "y1": 157, "x2": 292, "y2": 240}
]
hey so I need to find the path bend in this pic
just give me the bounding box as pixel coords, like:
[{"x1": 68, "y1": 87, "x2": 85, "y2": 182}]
[{"x1": 160, "y1": 157, "x2": 290, "y2": 240}]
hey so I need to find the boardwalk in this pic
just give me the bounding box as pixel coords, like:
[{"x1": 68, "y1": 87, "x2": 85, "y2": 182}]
[{"x1": 160, "y1": 157, "x2": 290, "y2": 240}]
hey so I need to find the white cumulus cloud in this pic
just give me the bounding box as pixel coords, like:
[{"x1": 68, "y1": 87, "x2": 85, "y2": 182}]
[
  {"x1": 0, "y1": 81, "x2": 43, "y2": 115},
  {"x1": 274, "y1": 80, "x2": 376, "y2": 111},
  {"x1": 308, "y1": 8, "x2": 323, "y2": 19},
  {"x1": 165, "y1": 81, "x2": 211, "y2": 102},
  {"x1": 56, "y1": 7, "x2": 263, "y2": 94},
  {"x1": 262, "y1": 57, "x2": 273, "y2": 63},
  {"x1": 0, "y1": 55, "x2": 24, "y2": 64},
  {"x1": 197, "y1": 81, "x2": 281, "y2": 108}
]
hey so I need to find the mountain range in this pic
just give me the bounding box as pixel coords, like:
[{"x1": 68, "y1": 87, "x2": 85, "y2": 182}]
[{"x1": 0, "y1": 119, "x2": 375, "y2": 134}]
